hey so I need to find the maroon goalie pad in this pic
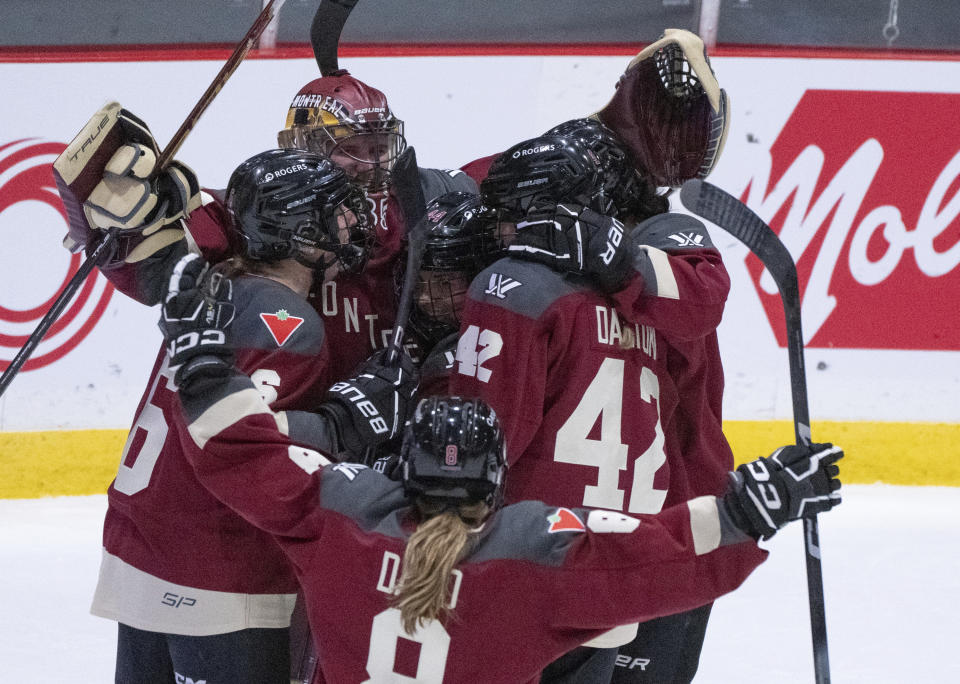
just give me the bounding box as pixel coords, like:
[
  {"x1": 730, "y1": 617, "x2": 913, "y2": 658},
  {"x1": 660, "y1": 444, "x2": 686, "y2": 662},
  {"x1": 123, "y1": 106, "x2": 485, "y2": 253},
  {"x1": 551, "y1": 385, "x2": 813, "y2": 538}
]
[
  {"x1": 53, "y1": 102, "x2": 158, "y2": 252},
  {"x1": 596, "y1": 29, "x2": 729, "y2": 189}
]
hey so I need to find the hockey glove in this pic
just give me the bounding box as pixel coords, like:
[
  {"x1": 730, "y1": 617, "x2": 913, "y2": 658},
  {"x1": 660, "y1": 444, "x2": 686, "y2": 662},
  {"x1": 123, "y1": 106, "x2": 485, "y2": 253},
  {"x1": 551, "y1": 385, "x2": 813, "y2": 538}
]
[
  {"x1": 67, "y1": 105, "x2": 201, "y2": 264},
  {"x1": 372, "y1": 451, "x2": 403, "y2": 480},
  {"x1": 723, "y1": 443, "x2": 843, "y2": 541},
  {"x1": 509, "y1": 203, "x2": 635, "y2": 293},
  {"x1": 158, "y1": 254, "x2": 236, "y2": 396},
  {"x1": 84, "y1": 144, "x2": 201, "y2": 234},
  {"x1": 319, "y1": 349, "x2": 420, "y2": 456}
]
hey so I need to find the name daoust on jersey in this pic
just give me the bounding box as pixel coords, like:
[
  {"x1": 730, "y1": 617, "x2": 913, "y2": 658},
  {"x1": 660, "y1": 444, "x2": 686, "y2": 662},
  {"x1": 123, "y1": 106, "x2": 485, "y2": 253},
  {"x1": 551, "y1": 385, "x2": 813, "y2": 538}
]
[{"x1": 595, "y1": 305, "x2": 657, "y2": 359}]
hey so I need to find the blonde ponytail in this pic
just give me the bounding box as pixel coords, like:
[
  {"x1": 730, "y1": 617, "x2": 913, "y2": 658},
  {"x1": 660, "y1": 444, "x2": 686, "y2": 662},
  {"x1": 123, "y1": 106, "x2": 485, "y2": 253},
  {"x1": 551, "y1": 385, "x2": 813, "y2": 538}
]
[{"x1": 393, "y1": 500, "x2": 488, "y2": 635}]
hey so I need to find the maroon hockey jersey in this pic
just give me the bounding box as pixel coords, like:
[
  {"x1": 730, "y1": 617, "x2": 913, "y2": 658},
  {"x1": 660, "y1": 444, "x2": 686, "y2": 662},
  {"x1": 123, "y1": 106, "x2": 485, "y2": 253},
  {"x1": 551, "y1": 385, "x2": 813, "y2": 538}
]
[
  {"x1": 449, "y1": 213, "x2": 732, "y2": 513},
  {"x1": 91, "y1": 275, "x2": 336, "y2": 635},
  {"x1": 174, "y1": 373, "x2": 767, "y2": 683}
]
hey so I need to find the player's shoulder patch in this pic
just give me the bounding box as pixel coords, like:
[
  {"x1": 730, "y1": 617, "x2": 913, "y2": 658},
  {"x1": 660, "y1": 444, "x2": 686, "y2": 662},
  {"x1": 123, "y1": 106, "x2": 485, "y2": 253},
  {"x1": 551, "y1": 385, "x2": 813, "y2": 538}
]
[
  {"x1": 633, "y1": 212, "x2": 715, "y2": 251},
  {"x1": 546, "y1": 507, "x2": 586, "y2": 533},
  {"x1": 468, "y1": 257, "x2": 587, "y2": 320},
  {"x1": 259, "y1": 309, "x2": 305, "y2": 346},
  {"x1": 232, "y1": 276, "x2": 324, "y2": 352},
  {"x1": 331, "y1": 462, "x2": 368, "y2": 481}
]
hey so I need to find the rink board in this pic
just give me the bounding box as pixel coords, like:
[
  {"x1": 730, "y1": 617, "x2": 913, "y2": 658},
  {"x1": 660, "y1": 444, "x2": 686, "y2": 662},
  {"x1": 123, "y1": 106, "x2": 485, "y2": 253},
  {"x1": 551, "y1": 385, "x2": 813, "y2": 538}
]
[{"x1": 1, "y1": 49, "x2": 958, "y2": 495}]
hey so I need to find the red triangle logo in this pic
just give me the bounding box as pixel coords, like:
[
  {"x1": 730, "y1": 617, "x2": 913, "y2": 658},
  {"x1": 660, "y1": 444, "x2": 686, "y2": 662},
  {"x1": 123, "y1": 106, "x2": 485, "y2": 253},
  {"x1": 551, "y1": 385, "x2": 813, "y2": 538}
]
[
  {"x1": 260, "y1": 310, "x2": 305, "y2": 346},
  {"x1": 547, "y1": 507, "x2": 585, "y2": 533}
]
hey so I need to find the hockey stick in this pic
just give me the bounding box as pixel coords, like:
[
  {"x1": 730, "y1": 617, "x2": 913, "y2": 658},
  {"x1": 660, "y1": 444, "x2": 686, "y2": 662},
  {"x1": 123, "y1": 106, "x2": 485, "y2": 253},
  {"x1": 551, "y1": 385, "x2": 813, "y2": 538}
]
[
  {"x1": 0, "y1": 0, "x2": 287, "y2": 400},
  {"x1": 679, "y1": 178, "x2": 830, "y2": 684},
  {"x1": 383, "y1": 145, "x2": 427, "y2": 366},
  {"x1": 311, "y1": 0, "x2": 360, "y2": 75},
  {"x1": 358, "y1": 147, "x2": 425, "y2": 468}
]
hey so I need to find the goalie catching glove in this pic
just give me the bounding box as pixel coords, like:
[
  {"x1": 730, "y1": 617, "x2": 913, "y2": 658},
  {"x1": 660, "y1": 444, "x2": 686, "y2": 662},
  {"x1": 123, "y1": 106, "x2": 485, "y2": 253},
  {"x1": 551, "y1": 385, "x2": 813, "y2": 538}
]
[
  {"x1": 319, "y1": 349, "x2": 420, "y2": 457},
  {"x1": 509, "y1": 202, "x2": 636, "y2": 293},
  {"x1": 722, "y1": 443, "x2": 843, "y2": 541},
  {"x1": 158, "y1": 253, "x2": 236, "y2": 396}
]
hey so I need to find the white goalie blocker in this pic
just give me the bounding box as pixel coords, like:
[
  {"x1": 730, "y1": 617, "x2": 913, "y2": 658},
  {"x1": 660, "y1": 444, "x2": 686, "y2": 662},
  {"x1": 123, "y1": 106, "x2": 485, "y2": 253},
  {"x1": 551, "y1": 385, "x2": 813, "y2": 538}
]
[{"x1": 595, "y1": 28, "x2": 731, "y2": 188}]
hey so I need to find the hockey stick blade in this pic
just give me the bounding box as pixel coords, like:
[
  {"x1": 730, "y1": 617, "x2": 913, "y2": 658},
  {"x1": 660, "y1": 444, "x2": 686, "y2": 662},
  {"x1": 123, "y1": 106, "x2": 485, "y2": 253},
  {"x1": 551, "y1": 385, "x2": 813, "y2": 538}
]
[
  {"x1": 311, "y1": 0, "x2": 360, "y2": 76},
  {"x1": 679, "y1": 178, "x2": 830, "y2": 684},
  {"x1": 383, "y1": 146, "x2": 427, "y2": 368},
  {"x1": 0, "y1": 0, "x2": 286, "y2": 400}
]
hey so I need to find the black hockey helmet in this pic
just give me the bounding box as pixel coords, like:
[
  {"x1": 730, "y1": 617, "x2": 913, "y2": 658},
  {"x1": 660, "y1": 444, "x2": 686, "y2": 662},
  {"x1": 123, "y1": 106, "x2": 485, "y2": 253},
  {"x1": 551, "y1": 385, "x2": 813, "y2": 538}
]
[
  {"x1": 225, "y1": 148, "x2": 374, "y2": 274},
  {"x1": 480, "y1": 134, "x2": 605, "y2": 218},
  {"x1": 401, "y1": 396, "x2": 507, "y2": 509},
  {"x1": 397, "y1": 192, "x2": 505, "y2": 349},
  {"x1": 545, "y1": 118, "x2": 644, "y2": 217}
]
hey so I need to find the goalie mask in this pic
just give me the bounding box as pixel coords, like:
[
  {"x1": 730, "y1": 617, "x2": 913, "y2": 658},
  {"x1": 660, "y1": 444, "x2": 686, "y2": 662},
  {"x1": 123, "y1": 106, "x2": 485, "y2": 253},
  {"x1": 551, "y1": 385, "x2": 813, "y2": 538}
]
[
  {"x1": 225, "y1": 149, "x2": 373, "y2": 275},
  {"x1": 480, "y1": 134, "x2": 608, "y2": 218},
  {"x1": 595, "y1": 28, "x2": 730, "y2": 188},
  {"x1": 397, "y1": 192, "x2": 504, "y2": 350},
  {"x1": 277, "y1": 70, "x2": 407, "y2": 191},
  {"x1": 401, "y1": 396, "x2": 507, "y2": 510}
]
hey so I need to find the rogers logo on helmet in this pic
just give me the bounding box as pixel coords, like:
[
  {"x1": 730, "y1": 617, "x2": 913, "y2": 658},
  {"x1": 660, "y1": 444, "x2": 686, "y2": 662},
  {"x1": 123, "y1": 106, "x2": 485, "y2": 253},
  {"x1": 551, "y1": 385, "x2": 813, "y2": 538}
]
[
  {"x1": 745, "y1": 90, "x2": 960, "y2": 351},
  {"x1": 511, "y1": 144, "x2": 556, "y2": 159},
  {"x1": 261, "y1": 164, "x2": 309, "y2": 184}
]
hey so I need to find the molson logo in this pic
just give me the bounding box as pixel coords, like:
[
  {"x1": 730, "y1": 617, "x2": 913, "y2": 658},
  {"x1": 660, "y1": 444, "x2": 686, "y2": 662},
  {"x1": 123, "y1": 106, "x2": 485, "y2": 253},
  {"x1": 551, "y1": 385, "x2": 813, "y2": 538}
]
[
  {"x1": 0, "y1": 138, "x2": 114, "y2": 372},
  {"x1": 743, "y1": 90, "x2": 960, "y2": 350}
]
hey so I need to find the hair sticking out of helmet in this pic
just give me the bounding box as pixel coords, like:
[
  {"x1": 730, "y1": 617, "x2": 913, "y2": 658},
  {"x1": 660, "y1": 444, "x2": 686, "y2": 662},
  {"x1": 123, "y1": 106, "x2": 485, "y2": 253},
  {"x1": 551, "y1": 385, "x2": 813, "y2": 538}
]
[
  {"x1": 546, "y1": 118, "x2": 669, "y2": 222},
  {"x1": 480, "y1": 134, "x2": 609, "y2": 219},
  {"x1": 396, "y1": 192, "x2": 505, "y2": 350},
  {"x1": 277, "y1": 70, "x2": 407, "y2": 192},
  {"x1": 225, "y1": 148, "x2": 374, "y2": 275},
  {"x1": 400, "y1": 396, "x2": 507, "y2": 510}
]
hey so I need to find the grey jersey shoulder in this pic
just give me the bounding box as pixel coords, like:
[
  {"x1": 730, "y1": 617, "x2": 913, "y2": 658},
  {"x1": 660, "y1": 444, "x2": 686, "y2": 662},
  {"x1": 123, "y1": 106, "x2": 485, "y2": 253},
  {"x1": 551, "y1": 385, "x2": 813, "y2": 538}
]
[
  {"x1": 418, "y1": 167, "x2": 478, "y2": 203},
  {"x1": 318, "y1": 463, "x2": 409, "y2": 533},
  {"x1": 631, "y1": 212, "x2": 715, "y2": 251},
  {"x1": 467, "y1": 256, "x2": 590, "y2": 320},
  {"x1": 230, "y1": 275, "x2": 325, "y2": 354},
  {"x1": 469, "y1": 501, "x2": 582, "y2": 567}
]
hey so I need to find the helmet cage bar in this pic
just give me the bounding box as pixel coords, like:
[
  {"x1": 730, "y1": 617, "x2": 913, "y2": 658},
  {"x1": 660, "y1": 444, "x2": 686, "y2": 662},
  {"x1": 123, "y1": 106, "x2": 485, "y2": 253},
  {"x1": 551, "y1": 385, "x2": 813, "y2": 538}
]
[
  {"x1": 656, "y1": 42, "x2": 702, "y2": 100},
  {"x1": 278, "y1": 120, "x2": 406, "y2": 191}
]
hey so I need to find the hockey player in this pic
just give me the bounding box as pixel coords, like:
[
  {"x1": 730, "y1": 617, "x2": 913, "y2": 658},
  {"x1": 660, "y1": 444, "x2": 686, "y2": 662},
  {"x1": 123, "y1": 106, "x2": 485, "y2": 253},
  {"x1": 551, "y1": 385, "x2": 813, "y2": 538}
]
[
  {"x1": 449, "y1": 127, "x2": 736, "y2": 683},
  {"x1": 399, "y1": 191, "x2": 506, "y2": 396},
  {"x1": 64, "y1": 70, "x2": 477, "y2": 373},
  {"x1": 153, "y1": 272, "x2": 843, "y2": 682},
  {"x1": 541, "y1": 118, "x2": 739, "y2": 682},
  {"x1": 90, "y1": 148, "x2": 417, "y2": 684}
]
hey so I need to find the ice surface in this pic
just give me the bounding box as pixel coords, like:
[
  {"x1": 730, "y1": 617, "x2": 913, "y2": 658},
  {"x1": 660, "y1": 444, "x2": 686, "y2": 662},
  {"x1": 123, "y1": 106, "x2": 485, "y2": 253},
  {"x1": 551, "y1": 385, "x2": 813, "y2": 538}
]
[{"x1": 1, "y1": 485, "x2": 957, "y2": 682}]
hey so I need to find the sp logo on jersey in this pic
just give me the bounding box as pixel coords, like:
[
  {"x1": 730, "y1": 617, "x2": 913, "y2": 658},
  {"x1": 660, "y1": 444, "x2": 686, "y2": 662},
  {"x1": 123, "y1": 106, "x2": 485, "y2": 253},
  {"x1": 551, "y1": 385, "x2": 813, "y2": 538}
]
[
  {"x1": 260, "y1": 309, "x2": 304, "y2": 346},
  {"x1": 547, "y1": 507, "x2": 585, "y2": 533}
]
